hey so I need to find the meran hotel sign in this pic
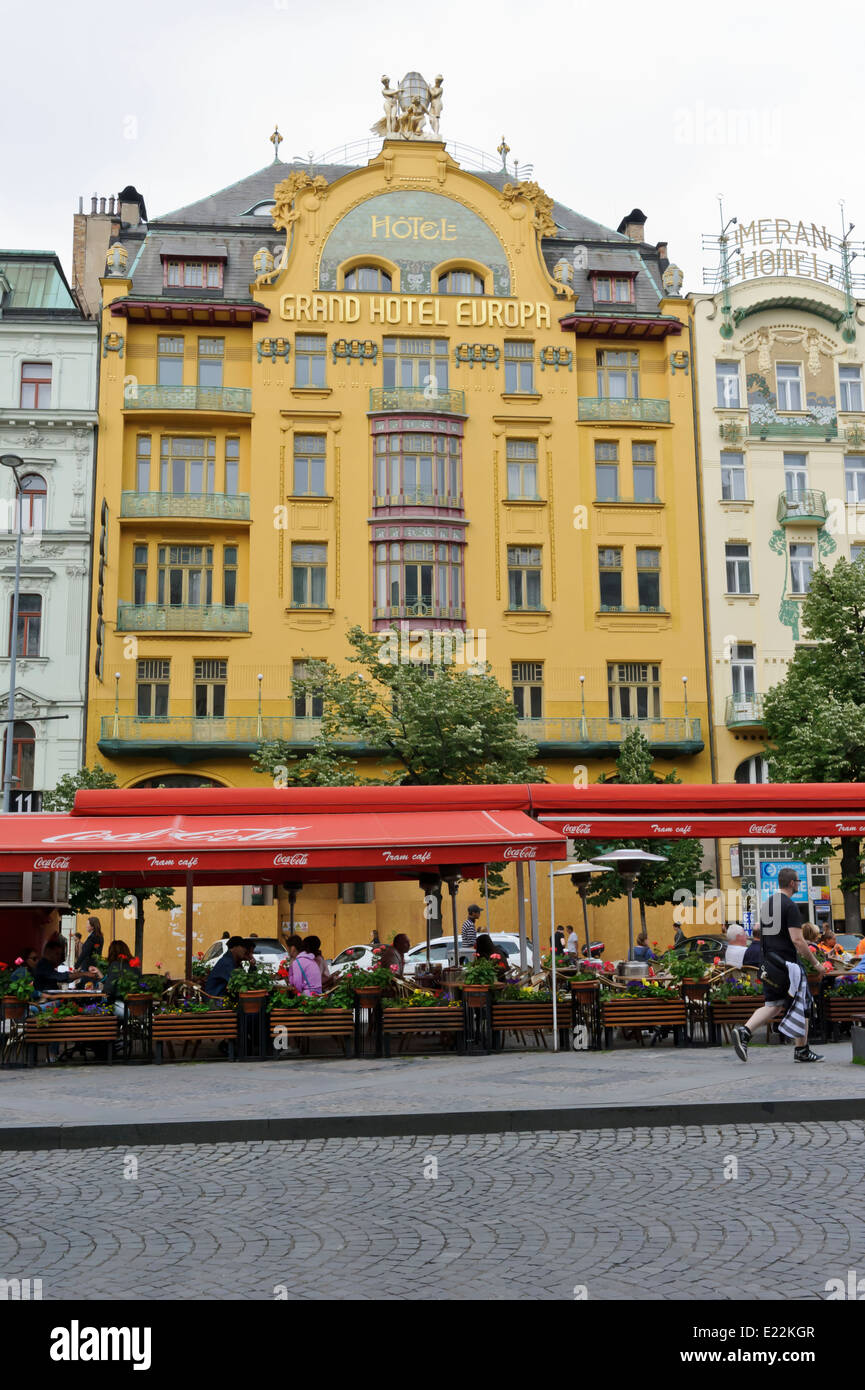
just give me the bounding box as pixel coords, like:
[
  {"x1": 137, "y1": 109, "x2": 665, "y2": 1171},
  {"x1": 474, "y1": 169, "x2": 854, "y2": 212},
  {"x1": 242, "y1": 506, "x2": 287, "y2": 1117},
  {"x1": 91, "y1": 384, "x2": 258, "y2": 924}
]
[
  {"x1": 280, "y1": 294, "x2": 551, "y2": 326},
  {"x1": 728, "y1": 217, "x2": 850, "y2": 285}
]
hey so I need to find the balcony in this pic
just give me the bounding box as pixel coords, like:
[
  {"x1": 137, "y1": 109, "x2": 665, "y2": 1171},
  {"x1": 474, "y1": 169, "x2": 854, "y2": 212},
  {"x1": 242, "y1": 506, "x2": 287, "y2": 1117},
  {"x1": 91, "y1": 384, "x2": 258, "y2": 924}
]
[
  {"x1": 725, "y1": 694, "x2": 765, "y2": 729},
  {"x1": 578, "y1": 397, "x2": 670, "y2": 423},
  {"x1": 369, "y1": 387, "x2": 466, "y2": 415},
  {"x1": 373, "y1": 492, "x2": 463, "y2": 509},
  {"x1": 124, "y1": 385, "x2": 252, "y2": 413},
  {"x1": 776, "y1": 490, "x2": 827, "y2": 526},
  {"x1": 517, "y1": 716, "x2": 702, "y2": 756},
  {"x1": 117, "y1": 604, "x2": 249, "y2": 632},
  {"x1": 120, "y1": 492, "x2": 251, "y2": 521},
  {"x1": 749, "y1": 415, "x2": 837, "y2": 439},
  {"x1": 97, "y1": 715, "x2": 368, "y2": 761}
]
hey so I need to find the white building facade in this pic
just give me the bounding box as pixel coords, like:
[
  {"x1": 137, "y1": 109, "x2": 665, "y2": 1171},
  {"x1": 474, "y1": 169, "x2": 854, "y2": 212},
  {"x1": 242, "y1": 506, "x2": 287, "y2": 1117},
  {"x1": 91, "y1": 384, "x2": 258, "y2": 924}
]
[{"x1": 0, "y1": 251, "x2": 98, "y2": 812}]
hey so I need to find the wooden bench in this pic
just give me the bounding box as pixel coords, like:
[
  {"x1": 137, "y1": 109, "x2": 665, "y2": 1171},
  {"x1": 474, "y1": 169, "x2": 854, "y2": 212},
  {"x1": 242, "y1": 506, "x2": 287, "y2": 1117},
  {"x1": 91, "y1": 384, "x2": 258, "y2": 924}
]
[
  {"x1": 490, "y1": 1002, "x2": 571, "y2": 1050},
  {"x1": 23, "y1": 1016, "x2": 119, "y2": 1066},
  {"x1": 152, "y1": 1010, "x2": 238, "y2": 1062},
  {"x1": 270, "y1": 1007, "x2": 354, "y2": 1056},
  {"x1": 824, "y1": 995, "x2": 865, "y2": 1041},
  {"x1": 602, "y1": 1000, "x2": 687, "y2": 1048},
  {"x1": 382, "y1": 1005, "x2": 464, "y2": 1055},
  {"x1": 710, "y1": 996, "x2": 773, "y2": 1045}
]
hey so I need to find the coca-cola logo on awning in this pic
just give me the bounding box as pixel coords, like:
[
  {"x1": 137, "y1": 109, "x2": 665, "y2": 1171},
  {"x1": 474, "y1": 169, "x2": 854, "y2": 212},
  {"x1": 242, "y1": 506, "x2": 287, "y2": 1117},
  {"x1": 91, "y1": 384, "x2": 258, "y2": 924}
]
[
  {"x1": 41, "y1": 824, "x2": 312, "y2": 847},
  {"x1": 33, "y1": 856, "x2": 70, "y2": 870},
  {"x1": 502, "y1": 846, "x2": 536, "y2": 859},
  {"x1": 273, "y1": 852, "x2": 309, "y2": 866},
  {"x1": 562, "y1": 823, "x2": 593, "y2": 835},
  {"x1": 748, "y1": 823, "x2": 777, "y2": 835}
]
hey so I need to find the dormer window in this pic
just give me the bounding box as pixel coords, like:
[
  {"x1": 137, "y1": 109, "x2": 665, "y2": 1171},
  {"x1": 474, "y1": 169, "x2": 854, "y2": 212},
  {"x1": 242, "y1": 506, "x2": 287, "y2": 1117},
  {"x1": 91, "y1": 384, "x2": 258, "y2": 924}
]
[
  {"x1": 344, "y1": 266, "x2": 392, "y2": 292},
  {"x1": 164, "y1": 260, "x2": 224, "y2": 290},
  {"x1": 592, "y1": 274, "x2": 635, "y2": 304}
]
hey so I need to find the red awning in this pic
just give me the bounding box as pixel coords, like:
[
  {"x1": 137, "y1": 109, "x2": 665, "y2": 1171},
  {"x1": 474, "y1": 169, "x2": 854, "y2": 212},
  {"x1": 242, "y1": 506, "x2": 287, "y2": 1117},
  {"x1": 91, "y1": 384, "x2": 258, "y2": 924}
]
[{"x1": 0, "y1": 806, "x2": 565, "y2": 878}]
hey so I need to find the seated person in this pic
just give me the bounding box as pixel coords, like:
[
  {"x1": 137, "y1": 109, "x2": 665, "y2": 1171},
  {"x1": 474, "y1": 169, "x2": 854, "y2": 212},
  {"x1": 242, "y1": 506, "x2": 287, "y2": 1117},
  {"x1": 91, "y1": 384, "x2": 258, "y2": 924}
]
[
  {"x1": 379, "y1": 934, "x2": 410, "y2": 977},
  {"x1": 34, "y1": 939, "x2": 98, "y2": 993},
  {"x1": 742, "y1": 924, "x2": 762, "y2": 968},
  {"x1": 205, "y1": 936, "x2": 251, "y2": 999},
  {"x1": 818, "y1": 930, "x2": 845, "y2": 959},
  {"x1": 474, "y1": 933, "x2": 508, "y2": 979},
  {"x1": 631, "y1": 933, "x2": 655, "y2": 963},
  {"x1": 288, "y1": 939, "x2": 322, "y2": 996},
  {"x1": 724, "y1": 923, "x2": 748, "y2": 969}
]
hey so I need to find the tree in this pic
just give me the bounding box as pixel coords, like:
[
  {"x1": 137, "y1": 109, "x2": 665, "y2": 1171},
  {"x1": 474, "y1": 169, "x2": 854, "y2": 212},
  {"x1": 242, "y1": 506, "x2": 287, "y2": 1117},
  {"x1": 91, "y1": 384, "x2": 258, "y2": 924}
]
[
  {"x1": 42, "y1": 766, "x2": 177, "y2": 957},
  {"x1": 582, "y1": 728, "x2": 712, "y2": 938},
  {"x1": 763, "y1": 555, "x2": 865, "y2": 930},
  {"x1": 252, "y1": 626, "x2": 543, "y2": 900}
]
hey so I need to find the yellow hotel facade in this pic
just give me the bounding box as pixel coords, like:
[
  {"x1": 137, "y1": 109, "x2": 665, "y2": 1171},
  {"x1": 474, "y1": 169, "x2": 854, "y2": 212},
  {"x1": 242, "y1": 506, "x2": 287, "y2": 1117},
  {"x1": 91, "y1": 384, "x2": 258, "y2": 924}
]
[{"x1": 81, "y1": 109, "x2": 712, "y2": 964}]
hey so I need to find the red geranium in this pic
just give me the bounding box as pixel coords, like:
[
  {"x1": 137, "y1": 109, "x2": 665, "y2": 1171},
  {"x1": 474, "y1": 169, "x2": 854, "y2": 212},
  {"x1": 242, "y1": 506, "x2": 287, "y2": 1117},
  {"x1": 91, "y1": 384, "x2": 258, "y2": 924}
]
[{"x1": 129, "y1": 957, "x2": 141, "y2": 968}]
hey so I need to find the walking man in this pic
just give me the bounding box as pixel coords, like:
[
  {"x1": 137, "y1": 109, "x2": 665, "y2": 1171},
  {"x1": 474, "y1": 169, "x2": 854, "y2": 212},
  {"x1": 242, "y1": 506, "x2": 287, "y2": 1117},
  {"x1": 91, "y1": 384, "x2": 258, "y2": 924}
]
[{"x1": 732, "y1": 868, "x2": 828, "y2": 1063}]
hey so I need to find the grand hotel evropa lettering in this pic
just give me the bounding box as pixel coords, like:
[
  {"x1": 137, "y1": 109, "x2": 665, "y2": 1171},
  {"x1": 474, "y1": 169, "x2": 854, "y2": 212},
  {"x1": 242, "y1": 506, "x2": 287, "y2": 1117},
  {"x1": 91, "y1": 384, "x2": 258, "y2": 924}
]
[{"x1": 280, "y1": 293, "x2": 551, "y2": 328}]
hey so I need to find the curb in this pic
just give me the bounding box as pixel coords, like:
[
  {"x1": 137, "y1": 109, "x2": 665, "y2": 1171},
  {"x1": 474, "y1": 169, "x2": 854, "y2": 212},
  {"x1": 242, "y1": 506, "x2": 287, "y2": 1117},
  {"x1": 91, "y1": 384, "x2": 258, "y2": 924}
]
[{"x1": 2, "y1": 1095, "x2": 865, "y2": 1149}]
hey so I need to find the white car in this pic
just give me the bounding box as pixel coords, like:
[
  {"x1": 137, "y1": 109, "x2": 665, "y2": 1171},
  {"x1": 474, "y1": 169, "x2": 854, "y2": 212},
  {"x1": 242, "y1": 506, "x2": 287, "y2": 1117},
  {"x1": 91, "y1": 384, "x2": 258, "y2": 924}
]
[
  {"x1": 199, "y1": 937, "x2": 288, "y2": 976},
  {"x1": 329, "y1": 944, "x2": 378, "y2": 974},
  {"x1": 403, "y1": 934, "x2": 533, "y2": 976}
]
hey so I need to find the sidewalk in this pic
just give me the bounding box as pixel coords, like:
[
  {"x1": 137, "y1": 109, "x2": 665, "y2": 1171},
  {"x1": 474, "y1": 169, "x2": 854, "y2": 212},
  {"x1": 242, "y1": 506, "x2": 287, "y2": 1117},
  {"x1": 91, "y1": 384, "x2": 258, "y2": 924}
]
[{"x1": 2, "y1": 1043, "x2": 864, "y2": 1148}]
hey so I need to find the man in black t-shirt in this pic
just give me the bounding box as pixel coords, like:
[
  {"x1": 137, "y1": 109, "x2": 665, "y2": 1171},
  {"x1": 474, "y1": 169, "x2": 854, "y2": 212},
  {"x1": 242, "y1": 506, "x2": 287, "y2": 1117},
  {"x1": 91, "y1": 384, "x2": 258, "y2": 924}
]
[{"x1": 732, "y1": 867, "x2": 829, "y2": 1063}]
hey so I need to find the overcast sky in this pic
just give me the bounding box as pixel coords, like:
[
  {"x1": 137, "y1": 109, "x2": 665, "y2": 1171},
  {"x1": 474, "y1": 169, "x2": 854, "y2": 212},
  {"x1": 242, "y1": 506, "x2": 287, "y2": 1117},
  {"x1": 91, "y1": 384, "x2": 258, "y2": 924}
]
[{"x1": 4, "y1": 0, "x2": 862, "y2": 291}]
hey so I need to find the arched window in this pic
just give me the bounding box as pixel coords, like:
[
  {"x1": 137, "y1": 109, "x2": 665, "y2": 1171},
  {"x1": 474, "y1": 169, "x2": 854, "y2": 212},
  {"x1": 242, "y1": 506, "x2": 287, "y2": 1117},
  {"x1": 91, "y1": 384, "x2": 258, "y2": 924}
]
[
  {"x1": 15, "y1": 474, "x2": 47, "y2": 531},
  {"x1": 2, "y1": 721, "x2": 36, "y2": 792},
  {"x1": 344, "y1": 266, "x2": 392, "y2": 292},
  {"x1": 437, "y1": 268, "x2": 486, "y2": 296},
  {"x1": 130, "y1": 774, "x2": 224, "y2": 788},
  {"x1": 735, "y1": 755, "x2": 769, "y2": 784}
]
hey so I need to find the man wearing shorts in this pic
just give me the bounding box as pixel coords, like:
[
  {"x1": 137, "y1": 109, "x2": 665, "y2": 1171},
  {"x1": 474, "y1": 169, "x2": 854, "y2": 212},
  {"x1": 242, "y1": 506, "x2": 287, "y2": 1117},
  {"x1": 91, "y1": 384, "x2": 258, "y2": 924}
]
[{"x1": 732, "y1": 867, "x2": 828, "y2": 1063}]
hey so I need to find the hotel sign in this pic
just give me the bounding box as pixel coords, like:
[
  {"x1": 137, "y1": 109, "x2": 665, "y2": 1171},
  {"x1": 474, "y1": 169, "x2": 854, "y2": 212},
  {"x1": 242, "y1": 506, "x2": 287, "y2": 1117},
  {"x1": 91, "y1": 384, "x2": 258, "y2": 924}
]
[
  {"x1": 716, "y1": 216, "x2": 864, "y2": 289},
  {"x1": 280, "y1": 293, "x2": 550, "y2": 327}
]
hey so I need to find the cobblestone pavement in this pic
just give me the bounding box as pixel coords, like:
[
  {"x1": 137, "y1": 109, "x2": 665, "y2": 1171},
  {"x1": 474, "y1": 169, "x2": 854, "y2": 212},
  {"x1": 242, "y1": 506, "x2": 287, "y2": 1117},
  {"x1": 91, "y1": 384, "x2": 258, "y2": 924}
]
[
  {"x1": 2, "y1": 1045, "x2": 864, "y2": 1135},
  {"x1": 0, "y1": 1121, "x2": 860, "y2": 1300}
]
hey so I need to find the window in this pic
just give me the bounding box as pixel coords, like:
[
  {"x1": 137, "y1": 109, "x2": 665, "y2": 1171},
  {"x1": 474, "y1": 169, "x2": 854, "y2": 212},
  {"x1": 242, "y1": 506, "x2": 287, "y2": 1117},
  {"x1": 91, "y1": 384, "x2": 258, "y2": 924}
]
[
  {"x1": 438, "y1": 268, "x2": 485, "y2": 295},
  {"x1": 512, "y1": 661, "x2": 543, "y2": 719},
  {"x1": 164, "y1": 260, "x2": 223, "y2": 289},
  {"x1": 594, "y1": 441, "x2": 619, "y2": 501},
  {"x1": 374, "y1": 430, "x2": 462, "y2": 506},
  {"x1": 720, "y1": 451, "x2": 746, "y2": 501},
  {"x1": 291, "y1": 543, "x2": 327, "y2": 607},
  {"x1": 2, "y1": 722, "x2": 35, "y2": 792},
  {"x1": 157, "y1": 545, "x2": 213, "y2": 606},
  {"x1": 506, "y1": 440, "x2": 539, "y2": 499},
  {"x1": 293, "y1": 659, "x2": 324, "y2": 719},
  {"x1": 8, "y1": 594, "x2": 41, "y2": 656},
  {"x1": 14, "y1": 473, "x2": 46, "y2": 530},
  {"x1": 784, "y1": 453, "x2": 808, "y2": 502},
  {"x1": 133, "y1": 545, "x2": 148, "y2": 604},
  {"x1": 608, "y1": 662, "x2": 661, "y2": 720},
  {"x1": 20, "y1": 362, "x2": 52, "y2": 409},
  {"x1": 725, "y1": 543, "x2": 751, "y2": 594},
  {"x1": 224, "y1": 438, "x2": 239, "y2": 494},
  {"x1": 598, "y1": 547, "x2": 623, "y2": 609},
  {"x1": 731, "y1": 643, "x2": 756, "y2": 698},
  {"x1": 344, "y1": 266, "x2": 391, "y2": 292},
  {"x1": 383, "y1": 338, "x2": 449, "y2": 392},
  {"x1": 136, "y1": 436, "x2": 151, "y2": 492},
  {"x1": 852, "y1": 543, "x2": 865, "y2": 564},
  {"x1": 157, "y1": 336, "x2": 184, "y2": 387},
  {"x1": 507, "y1": 546, "x2": 542, "y2": 610},
  {"x1": 374, "y1": 540, "x2": 463, "y2": 616},
  {"x1": 840, "y1": 365, "x2": 864, "y2": 413},
  {"x1": 632, "y1": 442, "x2": 656, "y2": 502},
  {"x1": 136, "y1": 659, "x2": 170, "y2": 718},
  {"x1": 776, "y1": 362, "x2": 803, "y2": 411},
  {"x1": 294, "y1": 333, "x2": 327, "y2": 388},
  {"x1": 735, "y1": 755, "x2": 769, "y2": 785},
  {"x1": 592, "y1": 275, "x2": 634, "y2": 303},
  {"x1": 223, "y1": 546, "x2": 237, "y2": 606},
  {"x1": 597, "y1": 350, "x2": 639, "y2": 399},
  {"x1": 790, "y1": 541, "x2": 814, "y2": 594},
  {"x1": 160, "y1": 436, "x2": 215, "y2": 494},
  {"x1": 715, "y1": 361, "x2": 741, "y2": 408},
  {"x1": 845, "y1": 456, "x2": 865, "y2": 504},
  {"x1": 636, "y1": 548, "x2": 661, "y2": 609},
  {"x1": 194, "y1": 659, "x2": 227, "y2": 717},
  {"x1": 197, "y1": 338, "x2": 224, "y2": 389},
  {"x1": 293, "y1": 435, "x2": 326, "y2": 496},
  {"x1": 504, "y1": 341, "x2": 535, "y2": 394}
]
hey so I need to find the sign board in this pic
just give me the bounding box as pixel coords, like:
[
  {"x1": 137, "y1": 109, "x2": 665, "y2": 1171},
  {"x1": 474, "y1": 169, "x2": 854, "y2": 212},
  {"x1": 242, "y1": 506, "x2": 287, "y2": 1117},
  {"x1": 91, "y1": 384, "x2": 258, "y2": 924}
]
[
  {"x1": 759, "y1": 860, "x2": 808, "y2": 905},
  {"x1": 703, "y1": 216, "x2": 865, "y2": 293}
]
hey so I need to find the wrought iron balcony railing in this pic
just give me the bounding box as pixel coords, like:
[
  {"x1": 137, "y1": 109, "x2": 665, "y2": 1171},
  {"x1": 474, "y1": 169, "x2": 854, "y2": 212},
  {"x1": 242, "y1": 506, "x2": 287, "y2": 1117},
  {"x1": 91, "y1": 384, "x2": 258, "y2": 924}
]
[
  {"x1": 120, "y1": 492, "x2": 251, "y2": 520},
  {"x1": 99, "y1": 715, "x2": 327, "y2": 747},
  {"x1": 577, "y1": 397, "x2": 671, "y2": 423},
  {"x1": 369, "y1": 387, "x2": 467, "y2": 414},
  {"x1": 776, "y1": 489, "x2": 828, "y2": 525},
  {"x1": 749, "y1": 416, "x2": 837, "y2": 439},
  {"x1": 124, "y1": 385, "x2": 252, "y2": 413},
  {"x1": 725, "y1": 694, "x2": 765, "y2": 728},
  {"x1": 373, "y1": 492, "x2": 463, "y2": 509},
  {"x1": 517, "y1": 716, "x2": 702, "y2": 751},
  {"x1": 117, "y1": 604, "x2": 249, "y2": 632}
]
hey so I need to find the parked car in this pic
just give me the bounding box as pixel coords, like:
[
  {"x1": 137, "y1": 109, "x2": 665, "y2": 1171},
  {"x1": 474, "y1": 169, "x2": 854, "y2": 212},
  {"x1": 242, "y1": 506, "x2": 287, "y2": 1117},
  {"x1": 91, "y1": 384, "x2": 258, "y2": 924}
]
[
  {"x1": 403, "y1": 933, "x2": 534, "y2": 975},
  {"x1": 831, "y1": 933, "x2": 865, "y2": 954},
  {"x1": 667, "y1": 934, "x2": 730, "y2": 965},
  {"x1": 199, "y1": 937, "x2": 288, "y2": 976},
  {"x1": 329, "y1": 944, "x2": 377, "y2": 974}
]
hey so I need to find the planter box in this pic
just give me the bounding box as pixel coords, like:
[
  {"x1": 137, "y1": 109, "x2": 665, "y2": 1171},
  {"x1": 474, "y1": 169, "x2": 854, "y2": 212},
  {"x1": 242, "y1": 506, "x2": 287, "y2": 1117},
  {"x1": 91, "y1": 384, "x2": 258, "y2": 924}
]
[
  {"x1": 24, "y1": 1015, "x2": 119, "y2": 1064},
  {"x1": 491, "y1": 1002, "x2": 568, "y2": 1031},
  {"x1": 152, "y1": 1009, "x2": 238, "y2": 1062},
  {"x1": 269, "y1": 1007, "x2": 354, "y2": 1037},
  {"x1": 382, "y1": 1006, "x2": 464, "y2": 1033},
  {"x1": 825, "y1": 996, "x2": 865, "y2": 1039},
  {"x1": 602, "y1": 999, "x2": 686, "y2": 1048},
  {"x1": 711, "y1": 997, "x2": 762, "y2": 1021}
]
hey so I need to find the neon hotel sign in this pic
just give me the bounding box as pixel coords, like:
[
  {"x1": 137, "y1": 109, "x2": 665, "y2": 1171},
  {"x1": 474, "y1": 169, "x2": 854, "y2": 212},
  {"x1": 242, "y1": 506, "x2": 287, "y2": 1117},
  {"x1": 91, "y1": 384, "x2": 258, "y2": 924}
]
[{"x1": 727, "y1": 217, "x2": 848, "y2": 284}]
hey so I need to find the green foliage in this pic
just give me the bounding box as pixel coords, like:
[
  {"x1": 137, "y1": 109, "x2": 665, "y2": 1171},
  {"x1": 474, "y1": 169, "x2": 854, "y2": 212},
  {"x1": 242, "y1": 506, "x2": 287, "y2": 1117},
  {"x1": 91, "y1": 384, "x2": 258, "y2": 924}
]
[
  {"x1": 601, "y1": 983, "x2": 680, "y2": 1001},
  {"x1": 462, "y1": 957, "x2": 500, "y2": 985},
  {"x1": 41, "y1": 765, "x2": 119, "y2": 811},
  {"x1": 225, "y1": 963, "x2": 275, "y2": 1001},
  {"x1": 711, "y1": 978, "x2": 763, "y2": 1000},
  {"x1": 660, "y1": 950, "x2": 708, "y2": 982},
  {"x1": 34, "y1": 1000, "x2": 113, "y2": 1026},
  {"x1": 833, "y1": 977, "x2": 865, "y2": 998}
]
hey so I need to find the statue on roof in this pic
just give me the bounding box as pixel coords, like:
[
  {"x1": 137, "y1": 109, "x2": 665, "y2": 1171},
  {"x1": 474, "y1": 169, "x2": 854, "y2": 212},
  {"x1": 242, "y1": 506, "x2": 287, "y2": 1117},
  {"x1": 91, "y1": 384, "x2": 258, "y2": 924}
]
[{"x1": 370, "y1": 72, "x2": 444, "y2": 140}]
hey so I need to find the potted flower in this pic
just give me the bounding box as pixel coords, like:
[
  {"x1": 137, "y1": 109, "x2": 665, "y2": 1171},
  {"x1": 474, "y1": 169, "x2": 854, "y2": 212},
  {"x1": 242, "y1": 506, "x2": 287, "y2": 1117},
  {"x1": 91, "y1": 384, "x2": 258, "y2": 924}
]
[
  {"x1": 461, "y1": 955, "x2": 499, "y2": 1006},
  {"x1": 226, "y1": 962, "x2": 276, "y2": 1013},
  {"x1": 115, "y1": 956, "x2": 153, "y2": 1017},
  {"x1": 190, "y1": 952, "x2": 210, "y2": 983},
  {"x1": 2, "y1": 959, "x2": 34, "y2": 1021},
  {"x1": 343, "y1": 964, "x2": 398, "y2": 1007}
]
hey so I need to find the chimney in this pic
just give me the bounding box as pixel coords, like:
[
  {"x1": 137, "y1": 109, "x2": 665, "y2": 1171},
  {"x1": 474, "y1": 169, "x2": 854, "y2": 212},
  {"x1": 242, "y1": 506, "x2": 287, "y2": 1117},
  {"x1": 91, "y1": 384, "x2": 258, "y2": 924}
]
[
  {"x1": 118, "y1": 185, "x2": 147, "y2": 229},
  {"x1": 91, "y1": 195, "x2": 97, "y2": 213},
  {"x1": 108, "y1": 195, "x2": 115, "y2": 215},
  {"x1": 99, "y1": 197, "x2": 106, "y2": 214},
  {"x1": 655, "y1": 241, "x2": 668, "y2": 261},
  {"x1": 617, "y1": 208, "x2": 648, "y2": 243},
  {"x1": 78, "y1": 196, "x2": 83, "y2": 214}
]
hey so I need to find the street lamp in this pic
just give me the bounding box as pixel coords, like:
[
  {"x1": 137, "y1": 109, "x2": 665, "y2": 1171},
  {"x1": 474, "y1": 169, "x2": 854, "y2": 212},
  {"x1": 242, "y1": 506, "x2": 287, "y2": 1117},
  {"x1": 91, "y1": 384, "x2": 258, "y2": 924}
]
[
  {"x1": 554, "y1": 860, "x2": 606, "y2": 958},
  {"x1": 681, "y1": 675, "x2": 689, "y2": 738},
  {"x1": 1, "y1": 455, "x2": 24, "y2": 814},
  {"x1": 441, "y1": 870, "x2": 462, "y2": 968},
  {"x1": 257, "y1": 672, "x2": 263, "y2": 740},
  {"x1": 579, "y1": 674, "x2": 587, "y2": 739},
  {"x1": 113, "y1": 671, "x2": 121, "y2": 738},
  {"x1": 592, "y1": 847, "x2": 667, "y2": 959}
]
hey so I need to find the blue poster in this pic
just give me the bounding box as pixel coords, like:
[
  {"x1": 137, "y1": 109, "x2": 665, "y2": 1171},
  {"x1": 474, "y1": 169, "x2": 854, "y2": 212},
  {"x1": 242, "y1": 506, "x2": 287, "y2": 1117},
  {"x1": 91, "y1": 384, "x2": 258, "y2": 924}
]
[{"x1": 759, "y1": 860, "x2": 808, "y2": 904}]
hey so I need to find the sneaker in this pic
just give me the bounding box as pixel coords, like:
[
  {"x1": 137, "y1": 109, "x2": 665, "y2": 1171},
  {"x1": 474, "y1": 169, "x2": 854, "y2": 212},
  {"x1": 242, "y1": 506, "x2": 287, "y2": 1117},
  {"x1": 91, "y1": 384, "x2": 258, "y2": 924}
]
[
  {"x1": 732, "y1": 1025, "x2": 750, "y2": 1062},
  {"x1": 794, "y1": 1046, "x2": 824, "y2": 1063}
]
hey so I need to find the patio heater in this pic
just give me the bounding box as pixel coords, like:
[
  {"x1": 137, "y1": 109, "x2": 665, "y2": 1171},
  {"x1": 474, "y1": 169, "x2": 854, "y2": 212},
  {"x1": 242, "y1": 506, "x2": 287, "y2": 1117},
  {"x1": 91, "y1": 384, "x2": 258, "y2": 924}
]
[
  {"x1": 418, "y1": 871, "x2": 442, "y2": 964},
  {"x1": 441, "y1": 870, "x2": 463, "y2": 969},
  {"x1": 554, "y1": 861, "x2": 606, "y2": 958},
  {"x1": 282, "y1": 881, "x2": 303, "y2": 940},
  {"x1": 592, "y1": 848, "x2": 667, "y2": 960}
]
